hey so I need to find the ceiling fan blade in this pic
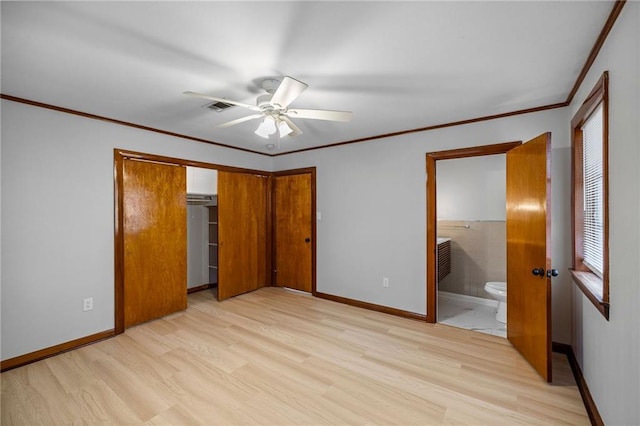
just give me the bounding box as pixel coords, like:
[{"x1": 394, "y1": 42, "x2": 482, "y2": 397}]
[
  {"x1": 269, "y1": 76, "x2": 308, "y2": 109},
  {"x1": 217, "y1": 114, "x2": 263, "y2": 128},
  {"x1": 286, "y1": 108, "x2": 352, "y2": 122},
  {"x1": 281, "y1": 116, "x2": 303, "y2": 137},
  {"x1": 183, "y1": 91, "x2": 260, "y2": 111}
]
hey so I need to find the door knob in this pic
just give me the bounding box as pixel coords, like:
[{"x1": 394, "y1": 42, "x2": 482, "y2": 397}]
[
  {"x1": 305, "y1": 237, "x2": 311, "y2": 243},
  {"x1": 532, "y1": 268, "x2": 545, "y2": 276},
  {"x1": 547, "y1": 269, "x2": 559, "y2": 277}
]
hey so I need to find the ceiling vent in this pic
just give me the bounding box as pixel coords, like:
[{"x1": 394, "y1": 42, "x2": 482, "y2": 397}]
[{"x1": 204, "y1": 100, "x2": 234, "y2": 112}]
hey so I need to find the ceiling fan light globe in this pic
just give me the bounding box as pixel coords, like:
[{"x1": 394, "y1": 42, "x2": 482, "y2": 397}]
[
  {"x1": 278, "y1": 120, "x2": 293, "y2": 137},
  {"x1": 254, "y1": 127, "x2": 270, "y2": 138},
  {"x1": 254, "y1": 116, "x2": 276, "y2": 138}
]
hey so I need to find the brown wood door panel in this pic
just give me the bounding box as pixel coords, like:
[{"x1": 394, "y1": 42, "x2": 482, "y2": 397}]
[
  {"x1": 217, "y1": 171, "x2": 268, "y2": 301},
  {"x1": 506, "y1": 132, "x2": 552, "y2": 382},
  {"x1": 275, "y1": 173, "x2": 312, "y2": 292},
  {"x1": 123, "y1": 159, "x2": 187, "y2": 328}
]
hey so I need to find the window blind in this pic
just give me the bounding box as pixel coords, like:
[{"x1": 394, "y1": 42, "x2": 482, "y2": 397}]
[{"x1": 582, "y1": 103, "x2": 604, "y2": 276}]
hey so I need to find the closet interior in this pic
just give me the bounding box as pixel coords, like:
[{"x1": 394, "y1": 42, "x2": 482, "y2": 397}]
[{"x1": 186, "y1": 167, "x2": 218, "y2": 291}]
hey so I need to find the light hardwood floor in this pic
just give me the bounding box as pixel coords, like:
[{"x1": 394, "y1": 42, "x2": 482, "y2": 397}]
[{"x1": 1, "y1": 287, "x2": 589, "y2": 425}]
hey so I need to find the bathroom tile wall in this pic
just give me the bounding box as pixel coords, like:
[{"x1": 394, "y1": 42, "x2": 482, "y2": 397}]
[{"x1": 437, "y1": 220, "x2": 506, "y2": 299}]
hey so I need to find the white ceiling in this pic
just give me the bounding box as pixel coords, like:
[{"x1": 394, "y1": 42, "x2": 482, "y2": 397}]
[{"x1": 1, "y1": 1, "x2": 614, "y2": 155}]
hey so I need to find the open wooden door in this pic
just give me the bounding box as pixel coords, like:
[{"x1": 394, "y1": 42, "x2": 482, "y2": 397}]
[
  {"x1": 217, "y1": 171, "x2": 269, "y2": 301},
  {"x1": 274, "y1": 170, "x2": 314, "y2": 293},
  {"x1": 506, "y1": 132, "x2": 552, "y2": 382},
  {"x1": 123, "y1": 159, "x2": 187, "y2": 328}
]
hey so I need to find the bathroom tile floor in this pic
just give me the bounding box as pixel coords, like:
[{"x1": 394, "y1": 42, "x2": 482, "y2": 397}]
[{"x1": 438, "y1": 292, "x2": 507, "y2": 338}]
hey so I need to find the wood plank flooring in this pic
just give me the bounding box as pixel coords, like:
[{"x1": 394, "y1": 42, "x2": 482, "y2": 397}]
[{"x1": 1, "y1": 287, "x2": 589, "y2": 425}]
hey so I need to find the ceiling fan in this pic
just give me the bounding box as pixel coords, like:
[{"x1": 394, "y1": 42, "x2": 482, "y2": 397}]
[{"x1": 184, "y1": 76, "x2": 352, "y2": 138}]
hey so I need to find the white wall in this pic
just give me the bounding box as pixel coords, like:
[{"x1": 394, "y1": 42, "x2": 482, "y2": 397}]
[
  {"x1": 0, "y1": 100, "x2": 272, "y2": 361},
  {"x1": 568, "y1": 3, "x2": 640, "y2": 424},
  {"x1": 436, "y1": 155, "x2": 506, "y2": 221},
  {"x1": 186, "y1": 166, "x2": 217, "y2": 195},
  {"x1": 274, "y1": 107, "x2": 573, "y2": 344}
]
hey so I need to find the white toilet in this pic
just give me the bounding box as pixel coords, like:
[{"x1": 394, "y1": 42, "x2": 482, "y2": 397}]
[{"x1": 484, "y1": 281, "x2": 507, "y2": 323}]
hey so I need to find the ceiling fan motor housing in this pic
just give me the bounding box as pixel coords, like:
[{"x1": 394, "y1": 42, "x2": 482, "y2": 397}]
[
  {"x1": 261, "y1": 78, "x2": 280, "y2": 94},
  {"x1": 257, "y1": 94, "x2": 274, "y2": 110}
]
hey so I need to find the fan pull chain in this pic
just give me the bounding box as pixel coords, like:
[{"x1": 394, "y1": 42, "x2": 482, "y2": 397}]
[{"x1": 277, "y1": 129, "x2": 281, "y2": 151}]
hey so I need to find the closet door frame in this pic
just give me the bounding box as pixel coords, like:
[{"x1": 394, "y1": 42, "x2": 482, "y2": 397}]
[{"x1": 114, "y1": 149, "x2": 272, "y2": 334}]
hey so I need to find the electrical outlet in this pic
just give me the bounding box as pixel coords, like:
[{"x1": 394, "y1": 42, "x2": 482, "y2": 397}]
[
  {"x1": 383, "y1": 277, "x2": 389, "y2": 287},
  {"x1": 83, "y1": 297, "x2": 94, "y2": 312}
]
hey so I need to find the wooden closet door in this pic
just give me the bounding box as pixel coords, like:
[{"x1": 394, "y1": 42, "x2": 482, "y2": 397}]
[
  {"x1": 217, "y1": 171, "x2": 268, "y2": 301},
  {"x1": 123, "y1": 159, "x2": 187, "y2": 328},
  {"x1": 274, "y1": 172, "x2": 313, "y2": 293}
]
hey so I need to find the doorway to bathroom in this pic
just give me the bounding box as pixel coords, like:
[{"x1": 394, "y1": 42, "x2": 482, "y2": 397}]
[
  {"x1": 434, "y1": 153, "x2": 508, "y2": 337},
  {"x1": 426, "y1": 141, "x2": 520, "y2": 332}
]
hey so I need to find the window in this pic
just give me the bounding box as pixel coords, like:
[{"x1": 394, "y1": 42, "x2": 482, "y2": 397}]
[{"x1": 570, "y1": 71, "x2": 609, "y2": 319}]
